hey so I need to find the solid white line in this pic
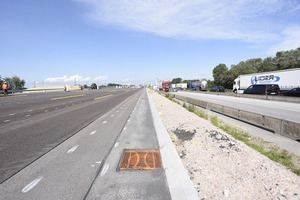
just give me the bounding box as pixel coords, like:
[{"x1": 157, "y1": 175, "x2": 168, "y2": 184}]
[
  {"x1": 67, "y1": 145, "x2": 79, "y2": 153},
  {"x1": 90, "y1": 130, "x2": 96, "y2": 135},
  {"x1": 100, "y1": 164, "x2": 109, "y2": 177},
  {"x1": 22, "y1": 177, "x2": 43, "y2": 193}
]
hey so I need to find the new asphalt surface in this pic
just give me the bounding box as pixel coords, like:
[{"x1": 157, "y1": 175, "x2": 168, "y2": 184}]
[{"x1": 0, "y1": 88, "x2": 199, "y2": 199}]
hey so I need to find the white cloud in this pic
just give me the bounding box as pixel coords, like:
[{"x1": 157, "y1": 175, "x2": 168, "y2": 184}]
[
  {"x1": 94, "y1": 75, "x2": 109, "y2": 81},
  {"x1": 122, "y1": 78, "x2": 130, "y2": 82},
  {"x1": 268, "y1": 26, "x2": 300, "y2": 54},
  {"x1": 74, "y1": 0, "x2": 300, "y2": 43},
  {"x1": 45, "y1": 75, "x2": 90, "y2": 83}
]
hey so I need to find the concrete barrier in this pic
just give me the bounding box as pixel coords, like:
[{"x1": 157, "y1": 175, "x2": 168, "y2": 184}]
[{"x1": 169, "y1": 93, "x2": 300, "y2": 141}]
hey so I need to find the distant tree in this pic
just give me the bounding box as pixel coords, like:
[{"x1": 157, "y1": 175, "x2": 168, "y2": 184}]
[
  {"x1": 0, "y1": 75, "x2": 4, "y2": 86},
  {"x1": 3, "y1": 76, "x2": 25, "y2": 90},
  {"x1": 171, "y1": 77, "x2": 182, "y2": 84},
  {"x1": 213, "y1": 63, "x2": 228, "y2": 86},
  {"x1": 207, "y1": 80, "x2": 214, "y2": 89},
  {"x1": 107, "y1": 83, "x2": 121, "y2": 87},
  {"x1": 83, "y1": 84, "x2": 88, "y2": 88}
]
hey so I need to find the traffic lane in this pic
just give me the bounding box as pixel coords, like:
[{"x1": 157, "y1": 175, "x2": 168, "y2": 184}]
[
  {"x1": 0, "y1": 89, "x2": 142, "y2": 183},
  {"x1": 0, "y1": 89, "x2": 134, "y2": 124},
  {"x1": 0, "y1": 89, "x2": 143, "y2": 199},
  {"x1": 0, "y1": 88, "x2": 126, "y2": 115},
  {"x1": 178, "y1": 91, "x2": 300, "y2": 122}
]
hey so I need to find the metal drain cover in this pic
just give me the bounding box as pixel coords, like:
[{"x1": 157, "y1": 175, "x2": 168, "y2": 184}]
[{"x1": 119, "y1": 149, "x2": 162, "y2": 170}]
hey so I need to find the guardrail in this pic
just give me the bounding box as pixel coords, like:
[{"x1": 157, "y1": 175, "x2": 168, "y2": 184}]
[{"x1": 165, "y1": 92, "x2": 300, "y2": 141}]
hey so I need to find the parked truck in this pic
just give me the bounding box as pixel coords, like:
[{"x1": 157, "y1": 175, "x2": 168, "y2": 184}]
[
  {"x1": 233, "y1": 68, "x2": 300, "y2": 93},
  {"x1": 158, "y1": 80, "x2": 171, "y2": 92},
  {"x1": 190, "y1": 80, "x2": 208, "y2": 91},
  {"x1": 176, "y1": 83, "x2": 187, "y2": 90}
]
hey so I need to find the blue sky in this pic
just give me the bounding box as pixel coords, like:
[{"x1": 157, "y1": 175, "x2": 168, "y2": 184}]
[{"x1": 1, "y1": 0, "x2": 300, "y2": 88}]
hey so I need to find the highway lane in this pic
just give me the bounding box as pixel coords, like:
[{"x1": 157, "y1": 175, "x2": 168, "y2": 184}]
[
  {"x1": 175, "y1": 91, "x2": 300, "y2": 123},
  {"x1": 0, "y1": 88, "x2": 142, "y2": 183}
]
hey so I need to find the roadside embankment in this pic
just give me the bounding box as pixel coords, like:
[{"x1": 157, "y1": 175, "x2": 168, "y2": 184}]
[{"x1": 148, "y1": 89, "x2": 300, "y2": 200}]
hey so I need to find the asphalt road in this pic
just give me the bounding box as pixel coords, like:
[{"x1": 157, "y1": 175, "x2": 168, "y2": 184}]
[
  {"x1": 175, "y1": 91, "x2": 300, "y2": 123},
  {"x1": 0, "y1": 88, "x2": 142, "y2": 184}
]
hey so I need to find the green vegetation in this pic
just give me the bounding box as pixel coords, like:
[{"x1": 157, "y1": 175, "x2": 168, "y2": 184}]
[
  {"x1": 107, "y1": 83, "x2": 122, "y2": 87},
  {"x1": 0, "y1": 75, "x2": 26, "y2": 90},
  {"x1": 212, "y1": 47, "x2": 300, "y2": 89},
  {"x1": 163, "y1": 93, "x2": 300, "y2": 176}
]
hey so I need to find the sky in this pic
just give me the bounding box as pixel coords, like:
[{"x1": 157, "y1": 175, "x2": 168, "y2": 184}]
[{"x1": 1, "y1": 0, "x2": 300, "y2": 88}]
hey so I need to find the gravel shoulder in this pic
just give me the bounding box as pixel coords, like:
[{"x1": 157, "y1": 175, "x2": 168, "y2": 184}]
[{"x1": 148, "y1": 90, "x2": 300, "y2": 200}]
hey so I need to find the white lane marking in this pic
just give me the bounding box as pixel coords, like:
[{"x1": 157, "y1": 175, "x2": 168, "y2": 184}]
[
  {"x1": 102, "y1": 121, "x2": 107, "y2": 124},
  {"x1": 22, "y1": 177, "x2": 43, "y2": 193},
  {"x1": 114, "y1": 142, "x2": 119, "y2": 147},
  {"x1": 44, "y1": 110, "x2": 48, "y2": 113},
  {"x1": 28, "y1": 110, "x2": 33, "y2": 112},
  {"x1": 9, "y1": 113, "x2": 15, "y2": 116},
  {"x1": 123, "y1": 127, "x2": 127, "y2": 130},
  {"x1": 91, "y1": 165, "x2": 95, "y2": 167},
  {"x1": 127, "y1": 119, "x2": 130, "y2": 122},
  {"x1": 25, "y1": 115, "x2": 31, "y2": 117},
  {"x1": 100, "y1": 164, "x2": 109, "y2": 177},
  {"x1": 90, "y1": 130, "x2": 96, "y2": 135},
  {"x1": 67, "y1": 145, "x2": 79, "y2": 154},
  {"x1": 4, "y1": 120, "x2": 10, "y2": 123},
  {"x1": 96, "y1": 161, "x2": 102, "y2": 164},
  {"x1": 55, "y1": 108, "x2": 58, "y2": 110},
  {"x1": 116, "y1": 110, "x2": 119, "y2": 113},
  {"x1": 111, "y1": 115, "x2": 114, "y2": 117}
]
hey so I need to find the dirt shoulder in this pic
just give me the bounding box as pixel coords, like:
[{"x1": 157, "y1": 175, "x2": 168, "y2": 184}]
[{"x1": 148, "y1": 90, "x2": 300, "y2": 200}]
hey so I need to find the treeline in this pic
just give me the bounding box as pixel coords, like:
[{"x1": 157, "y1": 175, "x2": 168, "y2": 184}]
[
  {"x1": 0, "y1": 75, "x2": 26, "y2": 90},
  {"x1": 213, "y1": 47, "x2": 300, "y2": 89}
]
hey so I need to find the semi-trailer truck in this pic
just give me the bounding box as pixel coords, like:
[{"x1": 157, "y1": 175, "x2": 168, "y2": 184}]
[
  {"x1": 158, "y1": 80, "x2": 171, "y2": 92},
  {"x1": 233, "y1": 68, "x2": 300, "y2": 93},
  {"x1": 190, "y1": 80, "x2": 208, "y2": 91}
]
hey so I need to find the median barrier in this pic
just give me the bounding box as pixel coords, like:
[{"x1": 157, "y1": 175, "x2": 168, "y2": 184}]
[{"x1": 172, "y1": 93, "x2": 300, "y2": 141}]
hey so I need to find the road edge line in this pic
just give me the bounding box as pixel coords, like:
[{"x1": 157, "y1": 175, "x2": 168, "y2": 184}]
[{"x1": 147, "y1": 90, "x2": 199, "y2": 200}]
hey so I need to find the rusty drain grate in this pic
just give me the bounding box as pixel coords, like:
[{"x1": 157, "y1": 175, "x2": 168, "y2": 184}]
[{"x1": 119, "y1": 149, "x2": 162, "y2": 170}]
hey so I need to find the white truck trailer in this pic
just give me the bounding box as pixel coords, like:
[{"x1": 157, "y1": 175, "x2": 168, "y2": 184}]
[
  {"x1": 176, "y1": 83, "x2": 187, "y2": 90},
  {"x1": 233, "y1": 68, "x2": 300, "y2": 93}
]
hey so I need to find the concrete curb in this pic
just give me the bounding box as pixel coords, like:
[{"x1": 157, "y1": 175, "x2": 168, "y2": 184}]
[{"x1": 147, "y1": 90, "x2": 200, "y2": 200}]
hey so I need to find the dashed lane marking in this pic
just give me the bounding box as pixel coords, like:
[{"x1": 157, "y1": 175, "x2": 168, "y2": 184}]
[
  {"x1": 3, "y1": 120, "x2": 10, "y2": 123},
  {"x1": 51, "y1": 94, "x2": 86, "y2": 101},
  {"x1": 94, "y1": 94, "x2": 113, "y2": 100},
  {"x1": 102, "y1": 121, "x2": 107, "y2": 124},
  {"x1": 114, "y1": 142, "x2": 119, "y2": 147},
  {"x1": 22, "y1": 177, "x2": 43, "y2": 193},
  {"x1": 100, "y1": 164, "x2": 109, "y2": 177},
  {"x1": 90, "y1": 130, "x2": 96, "y2": 135},
  {"x1": 67, "y1": 145, "x2": 79, "y2": 154}
]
